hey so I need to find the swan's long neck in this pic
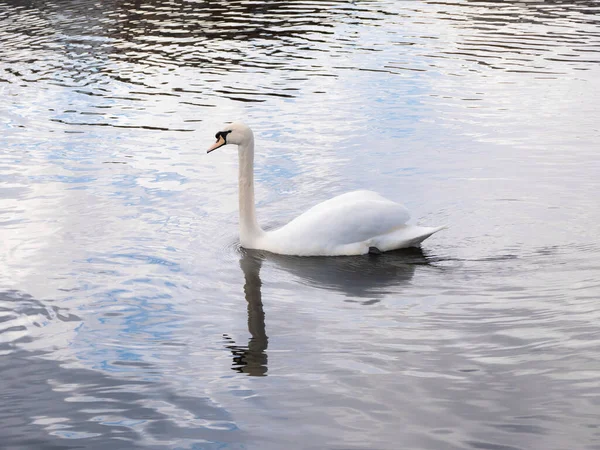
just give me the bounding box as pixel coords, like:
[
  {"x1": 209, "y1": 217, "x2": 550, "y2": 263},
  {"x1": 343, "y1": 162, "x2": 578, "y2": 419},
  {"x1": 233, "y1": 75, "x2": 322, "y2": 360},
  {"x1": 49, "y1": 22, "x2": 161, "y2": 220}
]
[{"x1": 238, "y1": 136, "x2": 264, "y2": 246}]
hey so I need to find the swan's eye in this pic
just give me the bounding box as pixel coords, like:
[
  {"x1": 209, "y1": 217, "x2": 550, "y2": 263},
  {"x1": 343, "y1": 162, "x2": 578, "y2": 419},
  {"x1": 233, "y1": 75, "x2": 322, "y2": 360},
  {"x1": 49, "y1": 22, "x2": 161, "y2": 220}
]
[{"x1": 215, "y1": 130, "x2": 232, "y2": 141}]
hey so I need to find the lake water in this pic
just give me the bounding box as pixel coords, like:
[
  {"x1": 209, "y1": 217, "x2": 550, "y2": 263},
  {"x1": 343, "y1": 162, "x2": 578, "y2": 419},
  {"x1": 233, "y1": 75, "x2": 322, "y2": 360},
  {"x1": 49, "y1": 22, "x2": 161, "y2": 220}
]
[{"x1": 1, "y1": 0, "x2": 600, "y2": 448}]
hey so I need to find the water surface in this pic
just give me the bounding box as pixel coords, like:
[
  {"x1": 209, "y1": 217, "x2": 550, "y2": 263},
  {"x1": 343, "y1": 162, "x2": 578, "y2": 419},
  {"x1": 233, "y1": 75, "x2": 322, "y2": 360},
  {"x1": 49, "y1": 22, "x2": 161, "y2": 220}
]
[{"x1": 1, "y1": 0, "x2": 600, "y2": 449}]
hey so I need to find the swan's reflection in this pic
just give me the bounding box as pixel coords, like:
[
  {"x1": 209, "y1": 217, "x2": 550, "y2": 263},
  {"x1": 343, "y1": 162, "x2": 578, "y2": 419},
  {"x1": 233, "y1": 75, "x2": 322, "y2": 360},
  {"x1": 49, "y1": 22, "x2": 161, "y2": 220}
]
[
  {"x1": 265, "y1": 247, "x2": 428, "y2": 301},
  {"x1": 224, "y1": 252, "x2": 269, "y2": 376},
  {"x1": 227, "y1": 248, "x2": 432, "y2": 376}
]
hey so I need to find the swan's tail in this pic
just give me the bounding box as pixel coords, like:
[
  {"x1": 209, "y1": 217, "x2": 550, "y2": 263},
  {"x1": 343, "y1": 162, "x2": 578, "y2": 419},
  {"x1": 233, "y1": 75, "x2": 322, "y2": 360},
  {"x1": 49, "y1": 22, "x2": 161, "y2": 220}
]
[
  {"x1": 376, "y1": 225, "x2": 446, "y2": 251},
  {"x1": 406, "y1": 225, "x2": 446, "y2": 247}
]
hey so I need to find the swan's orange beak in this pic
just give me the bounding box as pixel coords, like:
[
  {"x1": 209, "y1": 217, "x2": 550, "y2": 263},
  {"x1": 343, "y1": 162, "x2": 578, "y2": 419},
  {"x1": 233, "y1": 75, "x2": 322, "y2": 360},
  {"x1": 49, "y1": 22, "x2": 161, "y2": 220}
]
[{"x1": 207, "y1": 135, "x2": 226, "y2": 153}]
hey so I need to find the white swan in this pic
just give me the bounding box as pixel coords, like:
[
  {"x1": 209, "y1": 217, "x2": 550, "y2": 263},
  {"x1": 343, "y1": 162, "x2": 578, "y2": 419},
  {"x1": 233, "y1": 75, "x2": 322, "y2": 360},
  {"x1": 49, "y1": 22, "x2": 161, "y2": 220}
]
[{"x1": 208, "y1": 122, "x2": 444, "y2": 256}]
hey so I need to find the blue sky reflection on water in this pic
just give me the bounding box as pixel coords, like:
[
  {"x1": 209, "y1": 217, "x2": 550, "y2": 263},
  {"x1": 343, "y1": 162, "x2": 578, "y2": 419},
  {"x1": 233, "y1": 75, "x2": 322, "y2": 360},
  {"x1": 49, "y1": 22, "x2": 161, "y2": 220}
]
[{"x1": 1, "y1": 0, "x2": 600, "y2": 449}]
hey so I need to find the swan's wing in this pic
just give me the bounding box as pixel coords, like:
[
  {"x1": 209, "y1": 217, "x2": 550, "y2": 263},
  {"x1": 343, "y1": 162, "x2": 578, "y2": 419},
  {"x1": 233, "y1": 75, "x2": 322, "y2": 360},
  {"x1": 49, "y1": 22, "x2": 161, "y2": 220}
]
[{"x1": 272, "y1": 190, "x2": 410, "y2": 247}]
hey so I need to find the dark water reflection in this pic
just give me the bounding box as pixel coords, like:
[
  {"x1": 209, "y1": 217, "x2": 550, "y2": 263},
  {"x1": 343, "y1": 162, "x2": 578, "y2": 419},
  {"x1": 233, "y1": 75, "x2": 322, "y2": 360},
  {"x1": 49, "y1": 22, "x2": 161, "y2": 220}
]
[{"x1": 2, "y1": 0, "x2": 600, "y2": 448}]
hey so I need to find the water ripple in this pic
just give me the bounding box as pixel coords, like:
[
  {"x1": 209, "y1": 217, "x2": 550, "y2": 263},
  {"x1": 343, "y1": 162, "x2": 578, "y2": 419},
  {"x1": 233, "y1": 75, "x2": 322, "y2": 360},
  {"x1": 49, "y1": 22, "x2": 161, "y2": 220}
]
[{"x1": 2, "y1": 1, "x2": 600, "y2": 449}]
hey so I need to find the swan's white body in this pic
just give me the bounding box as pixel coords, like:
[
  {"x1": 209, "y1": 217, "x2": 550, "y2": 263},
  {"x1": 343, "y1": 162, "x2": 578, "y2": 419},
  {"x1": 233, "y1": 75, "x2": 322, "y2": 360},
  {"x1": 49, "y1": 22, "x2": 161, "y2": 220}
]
[{"x1": 208, "y1": 122, "x2": 444, "y2": 256}]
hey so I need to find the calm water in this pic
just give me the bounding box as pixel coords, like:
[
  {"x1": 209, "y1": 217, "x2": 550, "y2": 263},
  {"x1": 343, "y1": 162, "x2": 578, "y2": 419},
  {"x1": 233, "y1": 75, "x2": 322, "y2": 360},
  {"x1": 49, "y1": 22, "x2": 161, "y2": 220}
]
[{"x1": 2, "y1": 0, "x2": 600, "y2": 448}]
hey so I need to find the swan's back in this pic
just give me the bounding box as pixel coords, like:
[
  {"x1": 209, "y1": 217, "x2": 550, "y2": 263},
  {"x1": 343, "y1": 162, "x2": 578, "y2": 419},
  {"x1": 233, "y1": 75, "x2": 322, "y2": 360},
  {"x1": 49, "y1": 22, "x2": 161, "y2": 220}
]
[{"x1": 262, "y1": 190, "x2": 411, "y2": 255}]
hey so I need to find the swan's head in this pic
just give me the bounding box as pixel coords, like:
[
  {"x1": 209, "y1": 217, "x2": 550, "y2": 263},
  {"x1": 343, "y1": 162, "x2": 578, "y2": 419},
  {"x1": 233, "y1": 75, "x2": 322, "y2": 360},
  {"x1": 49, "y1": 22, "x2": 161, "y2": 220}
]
[{"x1": 207, "y1": 122, "x2": 253, "y2": 153}]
